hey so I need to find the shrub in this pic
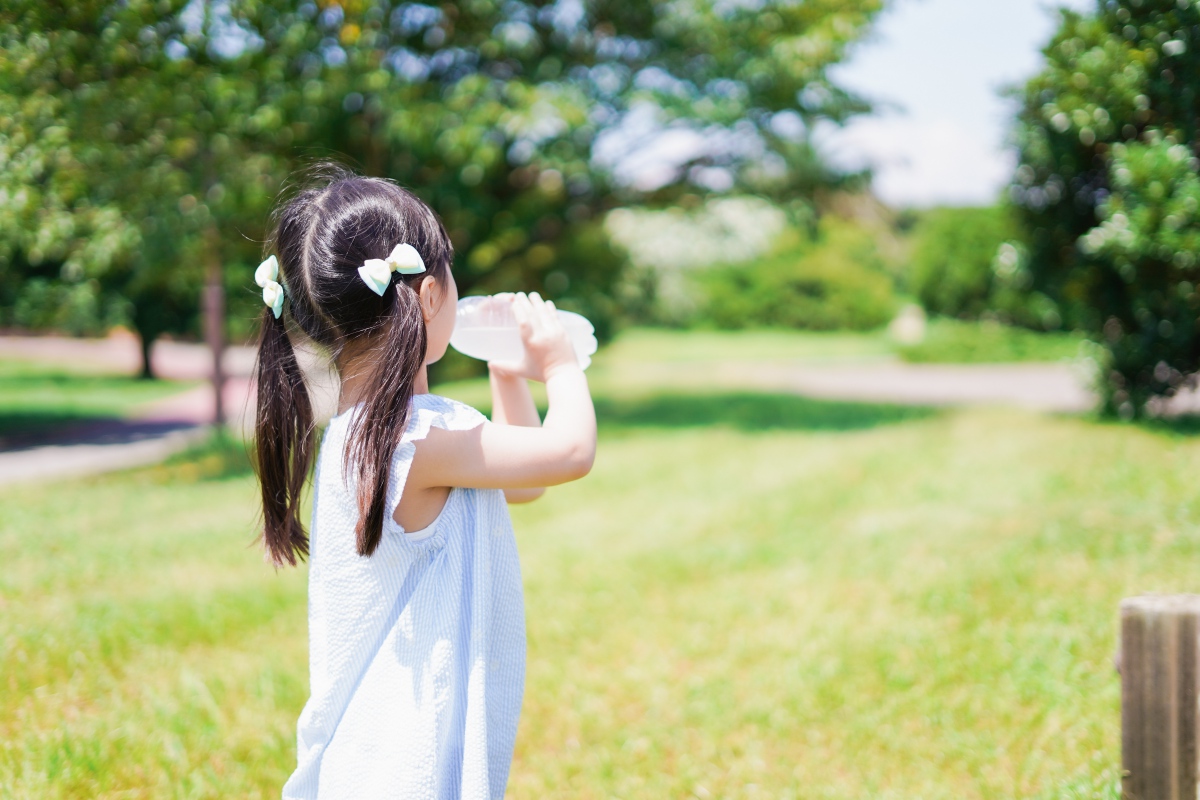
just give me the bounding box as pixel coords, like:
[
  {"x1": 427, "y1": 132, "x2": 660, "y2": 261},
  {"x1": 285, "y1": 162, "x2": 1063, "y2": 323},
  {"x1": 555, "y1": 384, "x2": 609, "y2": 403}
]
[
  {"x1": 1011, "y1": 0, "x2": 1200, "y2": 415},
  {"x1": 911, "y1": 206, "x2": 1014, "y2": 318},
  {"x1": 908, "y1": 205, "x2": 1063, "y2": 329},
  {"x1": 697, "y1": 221, "x2": 896, "y2": 331}
]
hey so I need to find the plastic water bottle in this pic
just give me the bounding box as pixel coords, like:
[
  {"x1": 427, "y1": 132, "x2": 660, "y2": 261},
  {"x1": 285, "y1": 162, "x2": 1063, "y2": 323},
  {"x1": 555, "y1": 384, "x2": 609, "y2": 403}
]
[{"x1": 449, "y1": 295, "x2": 598, "y2": 370}]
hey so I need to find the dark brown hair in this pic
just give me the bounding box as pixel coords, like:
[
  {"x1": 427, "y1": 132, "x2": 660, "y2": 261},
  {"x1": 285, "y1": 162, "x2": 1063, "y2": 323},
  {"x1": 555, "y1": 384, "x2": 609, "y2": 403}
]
[{"x1": 255, "y1": 164, "x2": 453, "y2": 566}]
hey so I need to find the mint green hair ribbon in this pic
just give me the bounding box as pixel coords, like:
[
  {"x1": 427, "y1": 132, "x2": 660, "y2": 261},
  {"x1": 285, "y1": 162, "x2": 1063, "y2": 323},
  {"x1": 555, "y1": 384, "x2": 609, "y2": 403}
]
[
  {"x1": 255, "y1": 255, "x2": 285, "y2": 319},
  {"x1": 357, "y1": 243, "x2": 426, "y2": 296}
]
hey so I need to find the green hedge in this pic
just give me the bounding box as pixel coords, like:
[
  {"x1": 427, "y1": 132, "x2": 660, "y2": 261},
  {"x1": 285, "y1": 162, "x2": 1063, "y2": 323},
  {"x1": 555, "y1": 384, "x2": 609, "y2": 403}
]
[
  {"x1": 910, "y1": 207, "x2": 1015, "y2": 318},
  {"x1": 908, "y1": 206, "x2": 1063, "y2": 331},
  {"x1": 695, "y1": 222, "x2": 897, "y2": 331}
]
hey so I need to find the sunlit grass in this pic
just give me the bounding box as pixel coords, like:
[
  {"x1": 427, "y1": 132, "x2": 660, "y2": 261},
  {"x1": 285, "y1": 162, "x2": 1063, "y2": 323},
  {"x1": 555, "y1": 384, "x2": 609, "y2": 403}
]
[
  {"x1": 6, "y1": 376, "x2": 1198, "y2": 796},
  {"x1": 506, "y1": 406, "x2": 1160, "y2": 800},
  {"x1": 603, "y1": 323, "x2": 1084, "y2": 369},
  {"x1": 603, "y1": 327, "x2": 893, "y2": 364},
  {"x1": 433, "y1": 326, "x2": 895, "y2": 397},
  {"x1": 0, "y1": 460, "x2": 302, "y2": 798},
  {"x1": 895, "y1": 318, "x2": 1085, "y2": 364}
]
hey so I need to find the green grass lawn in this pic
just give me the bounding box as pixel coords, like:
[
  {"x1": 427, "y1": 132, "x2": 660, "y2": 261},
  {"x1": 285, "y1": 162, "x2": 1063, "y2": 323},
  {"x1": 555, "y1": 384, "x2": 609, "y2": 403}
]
[
  {"x1": 603, "y1": 328, "x2": 894, "y2": 364},
  {"x1": 607, "y1": 322, "x2": 1086, "y2": 367},
  {"x1": 894, "y1": 319, "x2": 1085, "y2": 364},
  {"x1": 439, "y1": 322, "x2": 1084, "y2": 394},
  {"x1": 4, "y1": 364, "x2": 1198, "y2": 796},
  {"x1": 561, "y1": 324, "x2": 1087, "y2": 399},
  {"x1": 0, "y1": 359, "x2": 196, "y2": 440}
]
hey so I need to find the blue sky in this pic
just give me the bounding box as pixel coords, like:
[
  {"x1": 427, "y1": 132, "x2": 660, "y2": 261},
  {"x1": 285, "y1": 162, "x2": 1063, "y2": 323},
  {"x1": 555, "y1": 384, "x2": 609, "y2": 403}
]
[{"x1": 824, "y1": 0, "x2": 1093, "y2": 208}]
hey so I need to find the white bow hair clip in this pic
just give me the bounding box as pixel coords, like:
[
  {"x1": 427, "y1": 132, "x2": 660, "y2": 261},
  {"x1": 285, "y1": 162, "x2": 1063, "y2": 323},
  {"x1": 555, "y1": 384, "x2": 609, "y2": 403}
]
[
  {"x1": 357, "y1": 243, "x2": 426, "y2": 296},
  {"x1": 256, "y1": 255, "x2": 285, "y2": 319}
]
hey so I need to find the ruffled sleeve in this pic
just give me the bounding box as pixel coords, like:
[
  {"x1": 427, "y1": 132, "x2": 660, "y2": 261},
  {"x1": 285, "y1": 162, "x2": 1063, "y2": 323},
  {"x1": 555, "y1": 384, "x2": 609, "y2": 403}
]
[{"x1": 384, "y1": 394, "x2": 488, "y2": 531}]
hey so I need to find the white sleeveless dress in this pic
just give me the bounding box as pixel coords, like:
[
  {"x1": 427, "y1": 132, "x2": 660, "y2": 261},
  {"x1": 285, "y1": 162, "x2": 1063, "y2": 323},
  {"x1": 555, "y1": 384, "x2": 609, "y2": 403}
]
[{"x1": 282, "y1": 394, "x2": 526, "y2": 800}]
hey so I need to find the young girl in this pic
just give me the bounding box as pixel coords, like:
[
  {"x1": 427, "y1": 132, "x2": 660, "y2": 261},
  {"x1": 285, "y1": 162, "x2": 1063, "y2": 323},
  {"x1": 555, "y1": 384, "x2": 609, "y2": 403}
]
[{"x1": 253, "y1": 165, "x2": 596, "y2": 800}]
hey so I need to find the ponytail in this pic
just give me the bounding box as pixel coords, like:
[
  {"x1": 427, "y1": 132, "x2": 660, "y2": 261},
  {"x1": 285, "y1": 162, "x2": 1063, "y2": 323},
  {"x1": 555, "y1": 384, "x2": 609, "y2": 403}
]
[
  {"x1": 345, "y1": 278, "x2": 429, "y2": 557},
  {"x1": 254, "y1": 306, "x2": 315, "y2": 567}
]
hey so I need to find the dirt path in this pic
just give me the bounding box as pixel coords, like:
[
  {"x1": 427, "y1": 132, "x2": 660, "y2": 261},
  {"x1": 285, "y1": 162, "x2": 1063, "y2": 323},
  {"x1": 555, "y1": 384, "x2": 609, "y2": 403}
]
[
  {"x1": 0, "y1": 335, "x2": 255, "y2": 485},
  {"x1": 722, "y1": 360, "x2": 1095, "y2": 412},
  {"x1": 0, "y1": 333, "x2": 345, "y2": 486}
]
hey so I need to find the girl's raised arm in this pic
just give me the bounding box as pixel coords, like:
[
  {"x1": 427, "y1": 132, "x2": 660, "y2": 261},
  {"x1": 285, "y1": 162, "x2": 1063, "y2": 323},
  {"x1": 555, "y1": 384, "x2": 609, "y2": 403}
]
[
  {"x1": 411, "y1": 293, "x2": 597, "y2": 492},
  {"x1": 489, "y1": 363, "x2": 548, "y2": 503}
]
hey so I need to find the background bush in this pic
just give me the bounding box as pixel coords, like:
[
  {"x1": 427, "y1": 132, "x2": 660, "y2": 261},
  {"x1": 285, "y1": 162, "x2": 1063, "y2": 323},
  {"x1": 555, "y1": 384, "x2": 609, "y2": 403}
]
[
  {"x1": 697, "y1": 220, "x2": 897, "y2": 331},
  {"x1": 909, "y1": 205, "x2": 1063, "y2": 330},
  {"x1": 1011, "y1": 0, "x2": 1200, "y2": 415},
  {"x1": 910, "y1": 206, "x2": 1008, "y2": 316}
]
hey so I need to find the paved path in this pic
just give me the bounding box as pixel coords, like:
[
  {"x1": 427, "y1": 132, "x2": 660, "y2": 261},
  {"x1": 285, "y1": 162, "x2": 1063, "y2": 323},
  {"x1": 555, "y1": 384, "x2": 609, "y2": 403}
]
[
  {"x1": 771, "y1": 360, "x2": 1200, "y2": 414},
  {"x1": 0, "y1": 333, "x2": 341, "y2": 486},
  {"x1": 0, "y1": 335, "x2": 253, "y2": 485},
  {"x1": 725, "y1": 361, "x2": 1095, "y2": 412},
  {"x1": 0, "y1": 331, "x2": 258, "y2": 380},
  {"x1": 0, "y1": 421, "x2": 211, "y2": 485}
]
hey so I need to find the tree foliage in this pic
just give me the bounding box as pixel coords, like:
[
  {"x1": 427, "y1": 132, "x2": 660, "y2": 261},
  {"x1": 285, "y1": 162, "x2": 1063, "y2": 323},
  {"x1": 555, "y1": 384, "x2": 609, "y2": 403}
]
[
  {"x1": 1012, "y1": 0, "x2": 1200, "y2": 415},
  {"x1": 0, "y1": 1, "x2": 288, "y2": 372},
  {"x1": 0, "y1": 0, "x2": 882, "y2": 373}
]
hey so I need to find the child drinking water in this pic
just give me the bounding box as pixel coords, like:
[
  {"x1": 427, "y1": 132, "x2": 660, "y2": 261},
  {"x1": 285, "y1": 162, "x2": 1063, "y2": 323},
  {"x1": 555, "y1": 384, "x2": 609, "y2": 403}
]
[{"x1": 253, "y1": 165, "x2": 596, "y2": 799}]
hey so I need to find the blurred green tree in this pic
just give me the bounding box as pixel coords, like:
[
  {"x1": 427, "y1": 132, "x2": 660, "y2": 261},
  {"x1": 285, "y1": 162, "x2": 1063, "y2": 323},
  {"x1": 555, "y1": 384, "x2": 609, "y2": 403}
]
[
  {"x1": 1011, "y1": 0, "x2": 1200, "y2": 415},
  {"x1": 0, "y1": 0, "x2": 883, "y2": 376},
  {"x1": 908, "y1": 206, "x2": 1062, "y2": 329},
  {"x1": 0, "y1": 0, "x2": 284, "y2": 375}
]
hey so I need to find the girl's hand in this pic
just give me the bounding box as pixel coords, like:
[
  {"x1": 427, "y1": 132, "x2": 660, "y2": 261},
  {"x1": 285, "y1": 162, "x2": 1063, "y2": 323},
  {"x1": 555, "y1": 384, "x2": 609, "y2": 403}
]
[
  {"x1": 412, "y1": 292, "x2": 595, "y2": 495},
  {"x1": 489, "y1": 292, "x2": 579, "y2": 383}
]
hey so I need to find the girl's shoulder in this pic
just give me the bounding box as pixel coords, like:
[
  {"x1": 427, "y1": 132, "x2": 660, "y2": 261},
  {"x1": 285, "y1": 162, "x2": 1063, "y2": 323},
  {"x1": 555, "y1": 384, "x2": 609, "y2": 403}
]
[
  {"x1": 321, "y1": 394, "x2": 489, "y2": 502},
  {"x1": 326, "y1": 394, "x2": 486, "y2": 443},
  {"x1": 406, "y1": 393, "x2": 488, "y2": 440}
]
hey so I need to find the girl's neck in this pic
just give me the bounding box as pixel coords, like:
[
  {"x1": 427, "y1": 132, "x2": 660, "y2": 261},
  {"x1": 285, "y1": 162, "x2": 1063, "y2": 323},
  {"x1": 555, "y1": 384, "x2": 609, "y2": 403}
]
[{"x1": 337, "y1": 354, "x2": 429, "y2": 415}]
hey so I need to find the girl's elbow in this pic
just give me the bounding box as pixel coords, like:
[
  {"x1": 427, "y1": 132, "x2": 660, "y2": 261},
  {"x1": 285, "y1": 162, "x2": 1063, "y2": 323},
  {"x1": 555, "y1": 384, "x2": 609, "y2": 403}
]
[
  {"x1": 542, "y1": 431, "x2": 595, "y2": 483},
  {"x1": 505, "y1": 487, "x2": 545, "y2": 504},
  {"x1": 563, "y1": 441, "x2": 596, "y2": 481}
]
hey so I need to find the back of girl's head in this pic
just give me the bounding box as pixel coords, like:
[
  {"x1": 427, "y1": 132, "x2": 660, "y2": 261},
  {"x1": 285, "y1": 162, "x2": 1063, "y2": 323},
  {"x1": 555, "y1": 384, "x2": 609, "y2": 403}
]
[{"x1": 255, "y1": 163, "x2": 454, "y2": 566}]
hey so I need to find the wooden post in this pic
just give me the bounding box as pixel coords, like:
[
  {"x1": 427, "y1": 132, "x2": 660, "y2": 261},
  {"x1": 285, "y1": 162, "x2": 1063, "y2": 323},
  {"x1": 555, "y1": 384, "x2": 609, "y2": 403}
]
[{"x1": 1120, "y1": 594, "x2": 1200, "y2": 800}]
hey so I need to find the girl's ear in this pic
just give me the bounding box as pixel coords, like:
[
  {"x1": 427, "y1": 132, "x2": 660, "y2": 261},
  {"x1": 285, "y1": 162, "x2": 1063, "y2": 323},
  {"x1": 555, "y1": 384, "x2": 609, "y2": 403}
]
[{"x1": 417, "y1": 277, "x2": 440, "y2": 323}]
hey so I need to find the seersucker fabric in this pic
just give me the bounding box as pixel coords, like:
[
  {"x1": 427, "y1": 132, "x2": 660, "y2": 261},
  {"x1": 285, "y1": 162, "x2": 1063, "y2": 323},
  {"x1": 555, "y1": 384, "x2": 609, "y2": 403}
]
[{"x1": 282, "y1": 393, "x2": 526, "y2": 800}]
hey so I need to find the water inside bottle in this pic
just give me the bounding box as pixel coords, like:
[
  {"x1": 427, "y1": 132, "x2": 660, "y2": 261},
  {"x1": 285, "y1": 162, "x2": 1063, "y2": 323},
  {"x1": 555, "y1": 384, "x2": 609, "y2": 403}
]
[{"x1": 448, "y1": 327, "x2": 526, "y2": 364}]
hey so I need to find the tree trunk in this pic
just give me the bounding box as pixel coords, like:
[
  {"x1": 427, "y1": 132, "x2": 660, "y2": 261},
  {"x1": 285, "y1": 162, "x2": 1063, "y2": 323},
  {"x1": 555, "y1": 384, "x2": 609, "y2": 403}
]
[
  {"x1": 138, "y1": 330, "x2": 156, "y2": 380},
  {"x1": 203, "y1": 226, "x2": 226, "y2": 428}
]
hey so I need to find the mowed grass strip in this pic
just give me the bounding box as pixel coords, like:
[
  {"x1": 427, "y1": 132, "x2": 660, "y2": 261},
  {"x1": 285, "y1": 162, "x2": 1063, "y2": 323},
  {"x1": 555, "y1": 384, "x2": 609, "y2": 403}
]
[
  {"x1": 0, "y1": 358, "x2": 197, "y2": 440},
  {"x1": 4, "y1": 394, "x2": 1198, "y2": 797},
  {"x1": 895, "y1": 319, "x2": 1086, "y2": 364}
]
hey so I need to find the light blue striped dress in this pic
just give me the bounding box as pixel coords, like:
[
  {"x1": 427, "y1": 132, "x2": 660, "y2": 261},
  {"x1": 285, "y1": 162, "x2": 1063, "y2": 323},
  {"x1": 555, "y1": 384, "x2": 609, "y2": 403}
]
[{"x1": 282, "y1": 394, "x2": 526, "y2": 800}]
